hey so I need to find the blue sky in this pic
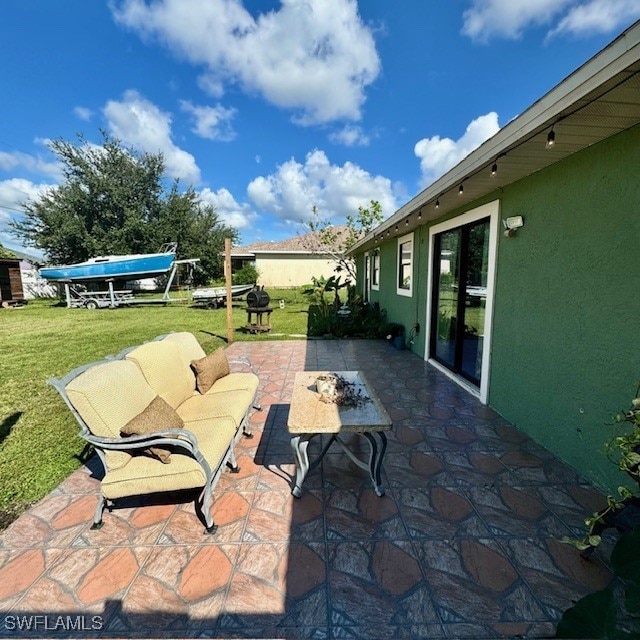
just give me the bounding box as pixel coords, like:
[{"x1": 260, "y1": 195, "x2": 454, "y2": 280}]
[{"x1": 1, "y1": 0, "x2": 638, "y2": 257}]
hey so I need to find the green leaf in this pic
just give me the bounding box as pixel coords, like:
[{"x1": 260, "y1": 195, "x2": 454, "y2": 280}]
[
  {"x1": 555, "y1": 589, "x2": 617, "y2": 638},
  {"x1": 560, "y1": 536, "x2": 593, "y2": 551},
  {"x1": 623, "y1": 453, "x2": 640, "y2": 466},
  {"x1": 618, "y1": 486, "x2": 634, "y2": 499},
  {"x1": 611, "y1": 528, "x2": 640, "y2": 582}
]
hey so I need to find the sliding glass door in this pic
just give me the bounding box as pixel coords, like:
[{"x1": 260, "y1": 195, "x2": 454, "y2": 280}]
[{"x1": 430, "y1": 217, "x2": 490, "y2": 387}]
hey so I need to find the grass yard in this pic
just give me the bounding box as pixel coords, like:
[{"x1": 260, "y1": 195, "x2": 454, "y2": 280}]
[{"x1": 0, "y1": 290, "x2": 310, "y2": 528}]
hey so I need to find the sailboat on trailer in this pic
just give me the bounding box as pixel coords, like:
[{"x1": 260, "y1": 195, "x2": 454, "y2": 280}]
[{"x1": 39, "y1": 243, "x2": 177, "y2": 282}]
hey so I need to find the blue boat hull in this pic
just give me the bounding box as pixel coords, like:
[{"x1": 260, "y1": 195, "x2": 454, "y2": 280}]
[{"x1": 39, "y1": 253, "x2": 175, "y2": 282}]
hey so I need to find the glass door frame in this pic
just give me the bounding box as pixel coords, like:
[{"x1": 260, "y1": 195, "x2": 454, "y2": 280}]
[{"x1": 424, "y1": 200, "x2": 500, "y2": 404}]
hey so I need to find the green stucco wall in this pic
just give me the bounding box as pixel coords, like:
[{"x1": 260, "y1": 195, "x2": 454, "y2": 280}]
[
  {"x1": 362, "y1": 231, "x2": 429, "y2": 354},
  {"x1": 489, "y1": 124, "x2": 640, "y2": 491},
  {"x1": 358, "y1": 124, "x2": 640, "y2": 491}
]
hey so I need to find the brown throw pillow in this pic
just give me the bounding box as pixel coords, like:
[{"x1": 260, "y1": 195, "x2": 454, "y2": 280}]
[
  {"x1": 120, "y1": 396, "x2": 184, "y2": 464},
  {"x1": 191, "y1": 348, "x2": 230, "y2": 394}
]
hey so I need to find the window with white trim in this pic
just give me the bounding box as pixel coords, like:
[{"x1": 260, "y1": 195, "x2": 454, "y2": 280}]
[
  {"x1": 396, "y1": 232, "x2": 413, "y2": 296},
  {"x1": 370, "y1": 250, "x2": 380, "y2": 291}
]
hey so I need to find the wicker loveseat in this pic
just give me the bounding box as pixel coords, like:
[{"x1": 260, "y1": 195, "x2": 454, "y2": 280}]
[{"x1": 49, "y1": 332, "x2": 259, "y2": 534}]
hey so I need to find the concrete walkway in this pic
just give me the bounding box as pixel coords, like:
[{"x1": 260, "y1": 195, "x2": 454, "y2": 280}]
[{"x1": 0, "y1": 339, "x2": 613, "y2": 638}]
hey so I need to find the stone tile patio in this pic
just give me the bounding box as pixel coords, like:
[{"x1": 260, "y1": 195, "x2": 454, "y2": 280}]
[{"x1": 0, "y1": 339, "x2": 616, "y2": 638}]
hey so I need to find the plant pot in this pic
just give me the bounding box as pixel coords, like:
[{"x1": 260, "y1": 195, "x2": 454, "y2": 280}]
[{"x1": 392, "y1": 336, "x2": 405, "y2": 350}]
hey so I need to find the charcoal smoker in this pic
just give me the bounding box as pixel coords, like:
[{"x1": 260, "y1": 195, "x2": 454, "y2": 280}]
[{"x1": 245, "y1": 286, "x2": 273, "y2": 333}]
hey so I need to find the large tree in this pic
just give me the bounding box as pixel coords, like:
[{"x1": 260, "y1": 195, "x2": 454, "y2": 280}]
[{"x1": 10, "y1": 132, "x2": 238, "y2": 283}]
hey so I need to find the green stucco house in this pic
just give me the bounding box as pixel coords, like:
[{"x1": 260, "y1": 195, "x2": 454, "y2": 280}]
[{"x1": 350, "y1": 22, "x2": 640, "y2": 492}]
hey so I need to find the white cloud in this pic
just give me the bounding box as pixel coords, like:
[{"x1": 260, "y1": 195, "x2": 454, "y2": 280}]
[
  {"x1": 462, "y1": 0, "x2": 573, "y2": 41},
  {"x1": 112, "y1": 0, "x2": 381, "y2": 124},
  {"x1": 74, "y1": 106, "x2": 94, "y2": 121},
  {"x1": 246, "y1": 149, "x2": 396, "y2": 224},
  {"x1": 548, "y1": 0, "x2": 640, "y2": 38},
  {"x1": 329, "y1": 124, "x2": 370, "y2": 147},
  {"x1": 180, "y1": 100, "x2": 237, "y2": 141},
  {"x1": 0, "y1": 150, "x2": 62, "y2": 181},
  {"x1": 103, "y1": 89, "x2": 201, "y2": 184},
  {"x1": 0, "y1": 178, "x2": 56, "y2": 251},
  {"x1": 198, "y1": 187, "x2": 257, "y2": 230},
  {"x1": 414, "y1": 112, "x2": 500, "y2": 186},
  {"x1": 0, "y1": 178, "x2": 53, "y2": 210},
  {"x1": 462, "y1": 0, "x2": 640, "y2": 42}
]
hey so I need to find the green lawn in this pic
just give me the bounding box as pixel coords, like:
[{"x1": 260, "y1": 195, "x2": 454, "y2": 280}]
[{"x1": 0, "y1": 291, "x2": 310, "y2": 527}]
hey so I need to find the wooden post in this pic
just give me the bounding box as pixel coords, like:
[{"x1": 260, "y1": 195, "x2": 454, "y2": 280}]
[{"x1": 225, "y1": 237, "x2": 234, "y2": 344}]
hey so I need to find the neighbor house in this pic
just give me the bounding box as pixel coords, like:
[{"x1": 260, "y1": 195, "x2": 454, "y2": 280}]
[
  {"x1": 350, "y1": 22, "x2": 640, "y2": 492},
  {"x1": 230, "y1": 229, "x2": 345, "y2": 288},
  {"x1": 19, "y1": 259, "x2": 57, "y2": 299}
]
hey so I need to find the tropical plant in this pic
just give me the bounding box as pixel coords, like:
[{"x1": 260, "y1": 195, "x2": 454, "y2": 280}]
[
  {"x1": 303, "y1": 275, "x2": 388, "y2": 338},
  {"x1": 303, "y1": 275, "x2": 346, "y2": 335}
]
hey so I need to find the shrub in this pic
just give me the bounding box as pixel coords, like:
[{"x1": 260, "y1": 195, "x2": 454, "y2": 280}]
[{"x1": 233, "y1": 264, "x2": 260, "y2": 285}]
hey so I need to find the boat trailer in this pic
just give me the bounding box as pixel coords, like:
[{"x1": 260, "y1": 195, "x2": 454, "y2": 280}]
[
  {"x1": 61, "y1": 259, "x2": 199, "y2": 309},
  {"x1": 61, "y1": 282, "x2": 135, "y2": 309}
]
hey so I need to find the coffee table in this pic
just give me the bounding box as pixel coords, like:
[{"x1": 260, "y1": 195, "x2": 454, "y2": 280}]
[{"x1": 287, "y1": 371, "x2": 392, "y2": 497}]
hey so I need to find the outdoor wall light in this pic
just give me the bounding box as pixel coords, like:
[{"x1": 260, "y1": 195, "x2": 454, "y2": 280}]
[
  {"x1": 405, "y1": 218, "x2": 409, "y2": 226},
  {"x1": 418, "y1": 209, "x2": 422, "y2": 220},
  {"x1": 546, "y1": 128, "x2": 556, "y2": 149},
  {"x1": 435, "y1": 198, "x2": 440, "y2": 209},
  {"x1": 458, "y1": 184, "x2": 464, "y2": 195},
  {"x1": 491, "y1": 162, "x2": 498, "y2": 177},
  {"x1": 502, "y1": 215, "x2": 524, "y2": 237}
]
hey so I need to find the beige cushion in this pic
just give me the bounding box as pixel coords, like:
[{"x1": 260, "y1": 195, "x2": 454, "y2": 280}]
[
  {"x1": 126, "y1": 341, "x2": 194, "y2": 409},
  {"x1": 208, "y1": 372, "x2": 259, "y2": 397},
  {"x1": 177, "y1": 390, "x2": 253, "y2": 429},
  {"x1": 191, "y1": 349, "x2": 230, "y2": 394},
  {"x1": 66, "y1": 360, "x2": 156, "y2": 470},
  {"x1": 121, "y1": 396, "x2": 184, "y2": 464},
  {"x1": 101, "y1": 420, "x2": 236, "y2": 500},
  {"x1": 162, "y1": 332, "x2": 206, "y2": 368},
  {"x1": 162, "y1": 332, "x2": 258, "y2": 398}
]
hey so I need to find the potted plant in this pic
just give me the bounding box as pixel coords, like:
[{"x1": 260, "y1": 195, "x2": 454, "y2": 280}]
[{"x1": 385, "y1": 322, "x2": 405, "y2": 350}]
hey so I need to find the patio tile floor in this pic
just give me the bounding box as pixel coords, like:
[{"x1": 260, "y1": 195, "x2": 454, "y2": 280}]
[{"x1": 0, "y1": 339, "x2": 619, "y2": 638}]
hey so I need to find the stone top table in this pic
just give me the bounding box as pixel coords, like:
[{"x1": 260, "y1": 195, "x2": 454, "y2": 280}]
[{"x1": 287, "y1": 371, "x2": 392, "y2": 497}]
